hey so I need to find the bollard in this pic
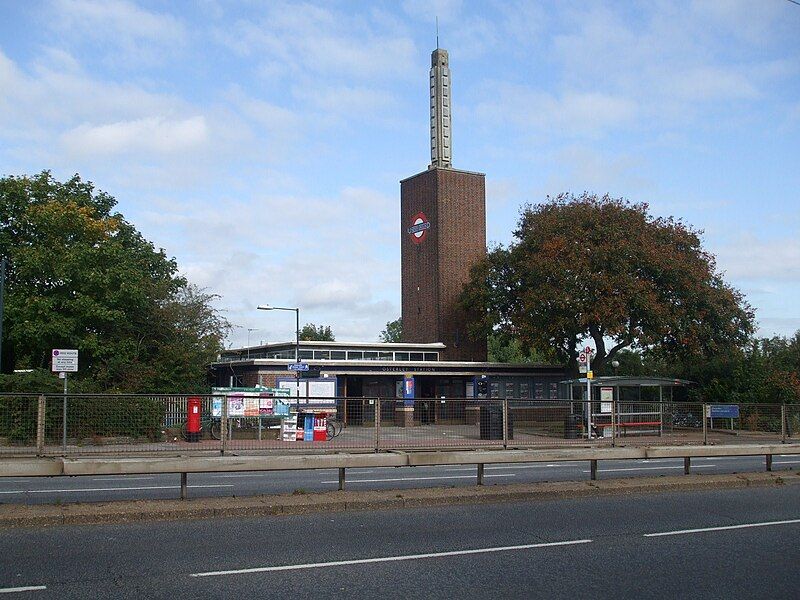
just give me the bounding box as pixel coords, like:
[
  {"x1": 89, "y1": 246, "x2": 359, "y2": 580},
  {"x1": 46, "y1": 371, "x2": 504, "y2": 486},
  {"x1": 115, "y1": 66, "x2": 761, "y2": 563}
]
[
  {"x1": 766, "y1": 455, "x2": 772, "y2": 472},
  {"x1": 477, "y1": 463, "x2": 485, "y2": 486},
  {"x1": 180, "y1": 473, "x2": 188, "y2": 499},
  {"x1": 684, "y1": 457, "x2": 691, "y2": 475},
  {"x1": 36, "y1": 395, "x2": 46, "y2": 457},
  {"x1": 590, "y1": 459, "x2": 598, "y2": 481},
  {"x1": 338, "y1": 467, "x2": 346, "y2": 491}
]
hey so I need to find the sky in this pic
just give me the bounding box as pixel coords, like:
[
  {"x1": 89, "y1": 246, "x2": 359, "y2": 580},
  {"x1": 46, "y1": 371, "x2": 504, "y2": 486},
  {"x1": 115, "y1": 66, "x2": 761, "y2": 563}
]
[{"x1": 1, "y1": 0, "x2": 799, "y2": 349}]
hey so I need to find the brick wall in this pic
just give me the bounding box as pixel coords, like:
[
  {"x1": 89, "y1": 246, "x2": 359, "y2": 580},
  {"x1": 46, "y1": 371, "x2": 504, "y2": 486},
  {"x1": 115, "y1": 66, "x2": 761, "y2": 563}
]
[{"x1": 400, "y1": 167, "x2": 487, "y2": 361}]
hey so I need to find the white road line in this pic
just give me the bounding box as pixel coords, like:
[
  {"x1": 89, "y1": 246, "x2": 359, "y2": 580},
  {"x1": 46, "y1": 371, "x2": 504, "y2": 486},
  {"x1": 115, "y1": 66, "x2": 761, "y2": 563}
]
[
  {"x1": 773, "y1": 460, "x2": 800, "y2": 465},
  {"x1": 487, "y1": 464, "x2": 581, "y2": 470},
  {"x1": 645, "y1": 519, "x2": 800, "y2": 537},
  {"x1": 92, "y1": 477, "x2": 156, "y2": 481},
  {"x1": 0, "y1": 586, "x2": 47, "y2": 594},
  {"x1": 0, "y1": 485, "x2": 233, "y2": 495},
  {"x1": 581, "y1": 465, "x2": 716, "y2": 473},
  {"x1": 190, "y1": 539, "x2": 593, "y2": 577},
  {"x1": 320, "y1": 474, "x2": 516, "y2": 484}
]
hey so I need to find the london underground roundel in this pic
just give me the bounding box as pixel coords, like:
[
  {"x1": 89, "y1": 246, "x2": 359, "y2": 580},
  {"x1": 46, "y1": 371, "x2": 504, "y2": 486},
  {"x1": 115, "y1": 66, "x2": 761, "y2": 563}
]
[{"x1": 408, "y1": 212, "x2": 431, "y2": 244}]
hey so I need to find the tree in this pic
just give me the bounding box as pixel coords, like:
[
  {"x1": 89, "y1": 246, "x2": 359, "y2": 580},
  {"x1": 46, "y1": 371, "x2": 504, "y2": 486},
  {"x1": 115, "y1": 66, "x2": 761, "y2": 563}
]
[
  {"x1": 0, "y1": 171, "x2": 229, "y2": 392},
  {"x1": 299, "y1": 323, "x2": 335, "y2": 341},
  {"x1": 379, "y1": 318, "x2": 403, "y2": 343},
  {"x1": 488, "y1": 331, "x2": 557, "y2": 363},
  {"x1": 461, "y1": 193, "x2": 754, "y2": 376}
]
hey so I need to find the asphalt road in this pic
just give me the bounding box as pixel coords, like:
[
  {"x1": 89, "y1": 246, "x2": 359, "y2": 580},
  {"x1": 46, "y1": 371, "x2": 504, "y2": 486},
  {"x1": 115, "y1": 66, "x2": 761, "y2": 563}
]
[
  {"x1": 0, "y1": 454, "x2": 798, "y2": 504},
  {"x1": 1, "y1": 483, "x2": 799, "y2": 598}
]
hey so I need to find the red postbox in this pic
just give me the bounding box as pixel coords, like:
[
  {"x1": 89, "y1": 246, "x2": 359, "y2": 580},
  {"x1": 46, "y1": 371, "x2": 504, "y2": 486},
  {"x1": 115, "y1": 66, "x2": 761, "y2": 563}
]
[{"x1": 187, "y1": 397, "x2": 202, "y2": 442}]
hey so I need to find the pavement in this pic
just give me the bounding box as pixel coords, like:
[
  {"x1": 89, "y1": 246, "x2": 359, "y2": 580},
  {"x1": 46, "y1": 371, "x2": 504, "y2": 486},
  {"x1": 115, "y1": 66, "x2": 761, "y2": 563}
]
[
  {"x1": 0, "y1": 481, "x2": 798, "y2": 598},
  {"x1": 1, "y1": 453, "x2": 798, "y2": 505},
  {"x1": 4, "y1": 422, "x2": 792, "y2": 456}
]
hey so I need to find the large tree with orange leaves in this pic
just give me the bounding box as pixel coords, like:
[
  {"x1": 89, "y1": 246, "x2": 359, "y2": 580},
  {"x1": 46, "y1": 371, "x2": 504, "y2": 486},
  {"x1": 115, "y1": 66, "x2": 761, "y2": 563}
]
[{"x1": 461, "y1": 193, "x2": 754, "y2": 375}]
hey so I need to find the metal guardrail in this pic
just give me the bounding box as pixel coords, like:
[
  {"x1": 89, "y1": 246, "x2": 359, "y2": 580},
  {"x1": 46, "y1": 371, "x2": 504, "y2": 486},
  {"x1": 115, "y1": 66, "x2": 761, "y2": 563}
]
[
  {"x1": 0, "y1": 394, "x2": 797, "y2": 457},
  {"x1": 1, "y1": 443, "x2": 798, "y2": 499}
]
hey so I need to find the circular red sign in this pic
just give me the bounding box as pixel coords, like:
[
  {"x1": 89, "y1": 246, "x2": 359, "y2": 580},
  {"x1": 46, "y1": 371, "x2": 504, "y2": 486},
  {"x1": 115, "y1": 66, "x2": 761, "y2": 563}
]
[{"x1": 408, "y1": 212, "x2": 431, "y2": 244}]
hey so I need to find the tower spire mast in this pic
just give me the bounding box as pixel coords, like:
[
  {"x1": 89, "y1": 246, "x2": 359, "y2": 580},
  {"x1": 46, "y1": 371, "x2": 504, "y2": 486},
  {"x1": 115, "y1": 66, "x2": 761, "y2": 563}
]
[{"x1": 429, "y1": 45, "x2": 451, "y2": 168}]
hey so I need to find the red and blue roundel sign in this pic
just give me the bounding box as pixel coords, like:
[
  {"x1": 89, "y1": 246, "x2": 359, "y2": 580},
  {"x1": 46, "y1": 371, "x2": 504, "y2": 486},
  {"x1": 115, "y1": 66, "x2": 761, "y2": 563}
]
[{"x1": 408, "y1": 212, "x2": 431, "y2": 244}]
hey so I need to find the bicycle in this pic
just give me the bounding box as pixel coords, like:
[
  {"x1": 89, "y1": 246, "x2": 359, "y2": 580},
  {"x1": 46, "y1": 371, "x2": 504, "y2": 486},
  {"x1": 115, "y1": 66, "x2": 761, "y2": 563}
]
[
  {"x1": 181, "y1": 417, "x2": 221, "y2": 441},
  {"x1": 326, "y1": 417, "x2": 344, "y2": 441}
]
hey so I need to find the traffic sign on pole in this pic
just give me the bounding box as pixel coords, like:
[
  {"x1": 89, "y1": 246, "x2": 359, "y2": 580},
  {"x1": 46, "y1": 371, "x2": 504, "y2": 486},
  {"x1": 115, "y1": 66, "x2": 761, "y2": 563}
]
[
  {"x1": 51, "y1": 349, "x2": 78, "y2": 373},
  {"x1": 287, "y1": 362, "x2": 309, "y2": 372}
]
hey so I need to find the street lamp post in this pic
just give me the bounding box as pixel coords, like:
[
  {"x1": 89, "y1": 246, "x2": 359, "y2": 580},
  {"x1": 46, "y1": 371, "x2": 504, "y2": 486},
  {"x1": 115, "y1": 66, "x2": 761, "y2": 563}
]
[
  {"x1": 0, "y1": 257, "x2": 6, "y2": 373},
  {"x1": 257, "y1": 305, "x2": 301, "y2": 411}
]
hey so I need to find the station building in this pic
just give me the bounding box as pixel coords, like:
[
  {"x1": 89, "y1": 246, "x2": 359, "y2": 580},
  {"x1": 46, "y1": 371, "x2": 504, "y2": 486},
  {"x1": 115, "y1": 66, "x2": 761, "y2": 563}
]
[
  {"x1": 211, "y1": 47, "x2": 567, "y2": 423},
  {"x1": 212, "y1": 340, "x2": 565, "y2": 426}
]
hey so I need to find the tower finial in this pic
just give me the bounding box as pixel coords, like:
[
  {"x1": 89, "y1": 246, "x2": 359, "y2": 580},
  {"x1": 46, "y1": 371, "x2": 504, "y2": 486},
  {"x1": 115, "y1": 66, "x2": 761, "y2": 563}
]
[
  {"x1": 429, "y1": 47, "x2": 451, "y2": 168},
  {"x1": 436, "y1": 16, "x2": 439, "y2": 49}
]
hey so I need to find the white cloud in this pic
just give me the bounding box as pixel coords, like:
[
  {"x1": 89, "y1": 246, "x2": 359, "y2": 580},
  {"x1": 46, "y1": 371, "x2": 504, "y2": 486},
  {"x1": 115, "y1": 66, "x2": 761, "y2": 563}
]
[
  {"x1": 61, "y1": 116, "x2": 208, "y2": 156},
  {"x1": 473, "y1": 83, "x2": 637, "y2": 138},
  {"x1": 716, "y1": 235, "x2": 800, "y2": 282},
  {"x1": 218, "y1": 3, "x2": 416, "y2": 82},
  {"x1": 49, "y1": 0, "x2": 187, "y2": 65}
]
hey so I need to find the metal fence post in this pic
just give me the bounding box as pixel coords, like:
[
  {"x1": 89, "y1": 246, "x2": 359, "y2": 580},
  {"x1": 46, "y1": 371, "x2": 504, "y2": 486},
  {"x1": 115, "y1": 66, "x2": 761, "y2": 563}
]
[
  {"x1": 611, "y1": 396, "x2": 616, "y2": 448},
  {"x1": 781, "y1": 404, "x2": 787, "y2": 444},
  {"x1": 36, "y1": 395, "x2": 46, "y2": 457},
  {"x1": 221, "y1": 395, "x2": 228, "y2": 455},
  {"x1": 702, "y1": 404, "x2": 708, "y2": 445},
  {"x1": 502, "y1": 399, "x2": 509, "y2": 450},
  {"x1": 477, "y1": 463, "x2": 484, "y2": 486},
  {"x1": 374, "y1": 398, "x2": 381, "y2": 452}
]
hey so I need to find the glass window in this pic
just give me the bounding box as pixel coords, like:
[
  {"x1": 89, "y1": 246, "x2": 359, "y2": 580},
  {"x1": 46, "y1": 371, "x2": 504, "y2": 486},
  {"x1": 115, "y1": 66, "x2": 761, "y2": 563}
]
[
  {"x1": 519, "y1": 383, "x2": 530, "y2": 399},
  {"x1": 299, "y1": 350, "x2": 313, "y2": 360},
  {"x1": 378, "y1": 352, "x2": 393, "y2": 361},
  {"x1": 330, "y1": 351, "x2": 346, "y2": 360},
  {"x1": 314, "y1": 350, "x2": 330, "y2": 360},
  {"x1": 490, "y1": 382, "x2": 501, "y2": 398},
  {"x1": 364, "y1": 351, "x2": 379, "y2": 360},
  {"x1": 424, "y1": 352, "x2": 438, "y2": 361},
  {"x1": 347, "y1": 351, "x2": 363, "y2": 360},
  {"x1": 410, "y1": 352, "x2": 424, "y2": 361},
  {"x1": 394, "y1": 352, "x2": 410, "y2": 361},
  {"x1": 505, "y1": 382, "x2": 515, "y2": 398}
]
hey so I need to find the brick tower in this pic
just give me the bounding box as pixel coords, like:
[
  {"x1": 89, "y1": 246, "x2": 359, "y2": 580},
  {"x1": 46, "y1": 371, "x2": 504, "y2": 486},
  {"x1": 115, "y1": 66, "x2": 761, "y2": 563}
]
[{"x1": 400, "y1": 48, "x2": 487, "y2": 362}]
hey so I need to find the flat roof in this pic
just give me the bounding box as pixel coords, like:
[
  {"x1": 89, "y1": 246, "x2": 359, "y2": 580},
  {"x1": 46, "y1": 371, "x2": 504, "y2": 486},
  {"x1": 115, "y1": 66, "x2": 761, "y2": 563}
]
[
  {"x1": 222, "y1": 341, "x2": 446, "y2": 354},
  {"x1": 211, "y1": 357, "x2": 564, "y2": 376},
  {"x1": 560, "y1": 376, "x2": 693, "y2": 386},
  {"x1": 399, "y1": 166, "x2": 486, "y2": 184}
]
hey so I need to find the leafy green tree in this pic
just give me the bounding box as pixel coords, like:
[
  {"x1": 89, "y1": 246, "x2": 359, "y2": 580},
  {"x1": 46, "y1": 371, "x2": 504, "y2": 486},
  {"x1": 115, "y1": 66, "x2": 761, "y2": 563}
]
[
  {"x1": 0, "y1": 171, "x2": 228, "y2": 392},
  {"x1": 488, "y1": 331, "x2": 557, "y2": 363},
  {"x1": 299, "y1": 323, "x2": 335, "y2": 341},
  {"x1": 379, "y1": 318, "x2": 403, "y2": 343},
  {"x1": 461, "y1": 193, "x2": 754, "y2": 376}
]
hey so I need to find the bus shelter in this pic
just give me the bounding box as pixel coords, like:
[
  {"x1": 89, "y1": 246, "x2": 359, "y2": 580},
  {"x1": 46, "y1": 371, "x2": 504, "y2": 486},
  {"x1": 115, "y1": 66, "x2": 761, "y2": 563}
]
[{"x1": 561, "y1": 376, "x2": 692, "y2": 438}]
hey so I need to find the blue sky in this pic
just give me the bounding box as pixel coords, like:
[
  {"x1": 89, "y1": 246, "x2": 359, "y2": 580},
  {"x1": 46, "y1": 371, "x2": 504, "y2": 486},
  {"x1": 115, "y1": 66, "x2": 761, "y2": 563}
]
[{"x1": 1, "y1": 0, "x2": 799, "y2": 348}]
